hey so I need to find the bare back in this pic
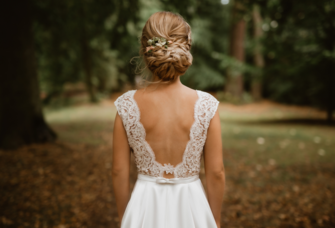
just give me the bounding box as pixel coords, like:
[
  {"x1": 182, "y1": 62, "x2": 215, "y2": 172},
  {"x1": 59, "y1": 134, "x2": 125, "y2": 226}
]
[
  {"x1": 134, "y1": 85, "x2": 198, "y2": 177},
  {"x1": 114, "y1": 81, "x2": 219, "y2": 179}
]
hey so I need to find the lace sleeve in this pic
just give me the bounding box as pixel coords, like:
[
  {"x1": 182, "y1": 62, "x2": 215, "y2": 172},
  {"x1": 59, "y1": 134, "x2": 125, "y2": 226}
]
[
  {"x1": 114, "y1": 94, "x2": 124, "y2": 117},
  {"x1": 201, "y1": 92, "x2": 219, "y2": 122},
  {"x1": 113, "y1": 90, "x2": 137, "y2": 131},
  {"x1": 208, "y1": 95, "x2": 219, "y2": 120}
]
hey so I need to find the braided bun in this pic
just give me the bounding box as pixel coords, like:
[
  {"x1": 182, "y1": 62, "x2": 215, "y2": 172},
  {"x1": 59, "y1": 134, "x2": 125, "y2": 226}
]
[{"x1": 140, "y1": 12, "x2": 193, "y2": 82}]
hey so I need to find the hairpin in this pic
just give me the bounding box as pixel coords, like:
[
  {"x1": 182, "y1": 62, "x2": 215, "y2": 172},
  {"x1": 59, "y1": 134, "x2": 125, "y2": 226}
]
[{"x1": 146, "y1": 37, "x2": 173, "y2": 53}]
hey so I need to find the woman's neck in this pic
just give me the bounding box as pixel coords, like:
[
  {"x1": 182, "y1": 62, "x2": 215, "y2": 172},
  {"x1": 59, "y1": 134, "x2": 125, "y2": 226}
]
[{"x1": 147, "y1": 75, "x2": 183, "y2": 90}]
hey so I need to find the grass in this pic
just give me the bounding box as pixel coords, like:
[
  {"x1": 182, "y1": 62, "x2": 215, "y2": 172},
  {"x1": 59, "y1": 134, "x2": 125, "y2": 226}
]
[{"x1": 0, "y1": 99, "x2": 334, "y2": 228}]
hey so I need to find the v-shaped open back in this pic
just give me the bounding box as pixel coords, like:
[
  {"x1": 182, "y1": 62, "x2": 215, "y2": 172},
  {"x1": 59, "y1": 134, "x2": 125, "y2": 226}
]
[
  {"x1": 131, "y1": 90, "x2": 201, "y2": 178},
  {"x1": 115, "y1": 90, "x2": 219, "y2": 178}
]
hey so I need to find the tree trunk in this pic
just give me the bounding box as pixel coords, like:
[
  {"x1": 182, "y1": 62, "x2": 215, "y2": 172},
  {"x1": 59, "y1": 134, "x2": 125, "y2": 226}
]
[
  {"x1": 80, "y1": 5, "x2": 98, "y2": 103},
  {"x1": 325, "y1": 21, "x2": 335, "y2": 123},
  {"x1": 225, "y1": 0, "x2": 246, "y2": 98},
  {"x1": 0, "y1": 0, "x2": 57, "y2": 149},
  {"x1": 326, "y1": 61, "x2": 334, "y2": 123},
  {"x1": 251, "y1": 4, "x2": 264, "y2": 101},
  {"x1": 82, "y1": 39, "x2": 98, "y2": 103}
]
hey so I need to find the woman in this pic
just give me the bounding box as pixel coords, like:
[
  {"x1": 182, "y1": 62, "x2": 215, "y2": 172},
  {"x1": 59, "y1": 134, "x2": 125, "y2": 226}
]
[{"x1": 112, "y1": 11, "x2": 225, "y2": 228}]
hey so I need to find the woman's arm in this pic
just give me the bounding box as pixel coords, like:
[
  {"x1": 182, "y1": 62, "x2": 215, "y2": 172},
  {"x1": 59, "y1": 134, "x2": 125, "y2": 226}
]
[
  {"x1": 112, "y1": 113, "x2": 131, "y2": 222},
  {"x1": 203, "y1": 110, "x2": 225, "y2": 228}
]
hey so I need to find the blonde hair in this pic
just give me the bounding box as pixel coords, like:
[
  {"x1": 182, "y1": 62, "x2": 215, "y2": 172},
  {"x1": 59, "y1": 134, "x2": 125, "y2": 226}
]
[{"x1": 140, "y1": 12, "x2": 193, "y2": 82}]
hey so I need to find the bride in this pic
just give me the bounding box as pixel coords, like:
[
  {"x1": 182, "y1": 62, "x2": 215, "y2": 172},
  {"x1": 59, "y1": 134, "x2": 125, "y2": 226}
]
[{"x1": 112, "y1": 11, "x2": 225, "y2": 228}]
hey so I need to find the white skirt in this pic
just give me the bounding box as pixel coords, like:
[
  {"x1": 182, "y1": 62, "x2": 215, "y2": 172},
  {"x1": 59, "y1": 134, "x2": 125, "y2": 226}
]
[{"x1": 121, "y1": 174, "x2": 217, "y2": 228}]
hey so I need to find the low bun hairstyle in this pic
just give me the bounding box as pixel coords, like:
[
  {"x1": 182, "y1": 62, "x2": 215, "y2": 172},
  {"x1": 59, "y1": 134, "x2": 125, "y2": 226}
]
[{"x1": 140, "y1": 12, "x2": 193, "y2": 82}]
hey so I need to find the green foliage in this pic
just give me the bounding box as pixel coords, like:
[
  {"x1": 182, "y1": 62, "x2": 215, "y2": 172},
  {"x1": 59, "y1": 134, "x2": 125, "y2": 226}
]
[
  {"x1": 32, "y1": 0, "x2": 335, "y2": 111},
  {"x1": 256, "y1": 0, "x2": 335, "y2": 108},
  {"x1": 182, "y1": 60, "x2": 225, "y2": 90},
  {"x1": 162, "y1": 0, "x2": 230, "y2": 90},
  {"x1": 33, "y1": 0, "x2": 140, "y2": 103}
]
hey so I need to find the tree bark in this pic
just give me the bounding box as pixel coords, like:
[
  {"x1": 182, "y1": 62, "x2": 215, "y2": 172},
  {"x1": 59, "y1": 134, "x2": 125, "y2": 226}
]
[
  {"x1": 225, "y1": 0, "x2": 246, "y2": 98},
  {"x1": 251, "y1": 4, "x2": 264, "y2": 101},
  {"x1": 79, "y1": 5, "x2": 98, "y2": 103},
  {"x1": 0, "y1": 0, "x2": 57, "y2": 149},
  {"x1": 82, "y1": 38, "x2": 98, "y2": 103},
  {"x1": 325, "y1": 21, "x2": 335, "y2": 123},
  {"x1": 326, "y1": 61, "x2": 334, "y2": 123}
]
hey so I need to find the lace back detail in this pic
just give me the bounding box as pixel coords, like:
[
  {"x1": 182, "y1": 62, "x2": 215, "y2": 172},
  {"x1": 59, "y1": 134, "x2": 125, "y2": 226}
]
[{"x1": 114, "y1": 90, "x2": 219, "y2": 178}]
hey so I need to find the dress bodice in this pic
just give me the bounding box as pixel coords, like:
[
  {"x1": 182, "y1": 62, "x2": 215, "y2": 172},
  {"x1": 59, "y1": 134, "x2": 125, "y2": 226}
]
[{"x1": 114, "y1": 90, "x2": 219, "y2": 178}]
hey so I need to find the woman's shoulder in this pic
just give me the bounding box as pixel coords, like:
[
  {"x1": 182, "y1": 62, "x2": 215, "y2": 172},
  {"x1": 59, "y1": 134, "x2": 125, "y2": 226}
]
[
  {"x1": 196, "y1": 90, "x2": 219, "y2": 103},
  {"x1": 114, "y1": 90, "x2": 137, "y2": 114},
  {"x1": 179, "y1": 86, "x2": 218, "y2": 101},
  {"x1": 196, "y1": 90, "x2": 220, "y2": 119},
  {"x1": 115, "y1": 90, "x2": 136, "y2": 103},
  {"x1": 116, "y1": 90, "x2": 136, "y2": 100}
]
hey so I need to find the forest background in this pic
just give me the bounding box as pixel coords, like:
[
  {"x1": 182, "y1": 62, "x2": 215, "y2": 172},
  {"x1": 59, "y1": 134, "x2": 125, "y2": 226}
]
[
  {"x1": 0, "y1": 0, "x2": 334, "y2": 227},
  {"x1": 1, "y1": 0, "x2": 335, "y2": 147}
]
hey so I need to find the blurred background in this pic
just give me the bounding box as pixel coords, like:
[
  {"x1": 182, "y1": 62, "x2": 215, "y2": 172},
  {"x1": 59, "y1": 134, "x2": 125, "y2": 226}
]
[{"x1": 0, "y1": 0, "x2": 334, "y2": 227}]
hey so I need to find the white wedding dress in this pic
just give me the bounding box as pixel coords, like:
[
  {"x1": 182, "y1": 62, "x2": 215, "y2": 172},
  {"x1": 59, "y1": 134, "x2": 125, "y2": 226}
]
[{"x1": 114, "y1": 90, "x2": 219, "y2": 228}]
